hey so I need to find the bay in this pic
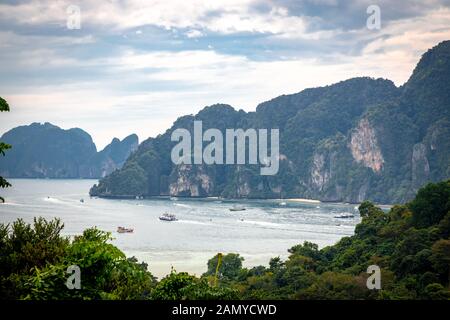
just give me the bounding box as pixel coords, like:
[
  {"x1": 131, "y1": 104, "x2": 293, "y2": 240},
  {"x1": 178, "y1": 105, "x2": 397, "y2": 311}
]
[{"x1": 0, "y1": 179, "x2": 360, "y2": 279}]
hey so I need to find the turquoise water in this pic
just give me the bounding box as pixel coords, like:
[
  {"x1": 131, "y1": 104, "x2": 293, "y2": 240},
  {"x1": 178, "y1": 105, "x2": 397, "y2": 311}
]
[{"x1": 0, "y1": 179, "x2": 360, "y2": 278}]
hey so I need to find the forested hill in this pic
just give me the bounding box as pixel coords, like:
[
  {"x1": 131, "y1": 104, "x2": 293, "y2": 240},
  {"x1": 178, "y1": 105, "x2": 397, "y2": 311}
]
[
  {"x1": 0, "y1": 122, "x2": 138, "y2": 178},
  {"x1": 91, "y1": 40, "x2": 450, "y2": 204}
]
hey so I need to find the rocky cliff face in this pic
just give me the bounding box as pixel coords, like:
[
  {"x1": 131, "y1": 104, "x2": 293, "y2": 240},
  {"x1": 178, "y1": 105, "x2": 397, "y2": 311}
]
[
  {"x1": 411, "y1": 143, "x2": 430, "y2": 188},
  {"x1": 310, "y1": 152, "x2": 332, "y2": 192},
  {"x1": 308, "y1": 148, "x2": 344, "y2": 202},
  {"x1": 88, "y1": 134, "x2": 139, "y2": 178},
  {"x1": 350, "y1": 118, "x2": 384, "y2": 173},
  {"x1": 169, "y1": 164, "x2": 214, "y2": 197}
]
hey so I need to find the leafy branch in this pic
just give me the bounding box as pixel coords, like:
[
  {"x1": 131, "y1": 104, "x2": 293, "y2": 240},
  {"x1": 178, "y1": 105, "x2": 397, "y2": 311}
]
[{"x1": 0, "y1": 97, "x2": 11, "y2": 203}]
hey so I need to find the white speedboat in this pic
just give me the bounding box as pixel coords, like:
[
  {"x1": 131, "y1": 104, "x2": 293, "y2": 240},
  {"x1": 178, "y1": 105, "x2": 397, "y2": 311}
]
[
  {"x1": 229, "y1": 205, "x2": 246, "y2": 212},
  {"x1": 159, "y1": 213, "x2": 178, "y2": 221},
  {"x1": 334, "y1": 213, "x2": 355, "y2": 219}
]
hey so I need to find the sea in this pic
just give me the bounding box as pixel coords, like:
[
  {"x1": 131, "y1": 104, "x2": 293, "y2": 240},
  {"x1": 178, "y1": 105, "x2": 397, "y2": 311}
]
[{"x1": 0, "y1": 179, "x2": 361, "y2": 279}]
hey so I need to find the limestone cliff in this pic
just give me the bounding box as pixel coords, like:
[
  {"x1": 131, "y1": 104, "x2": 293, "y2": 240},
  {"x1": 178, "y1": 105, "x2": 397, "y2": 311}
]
[
  {"x1": 169, "y1": 165, "x2": 214, "y2": 197},
  {"x1": 350, "y1": 118, "x2": 384, "y2": 173},
  {"x1": 411, "y1": 143, "x2": 430, "y2": 189}
]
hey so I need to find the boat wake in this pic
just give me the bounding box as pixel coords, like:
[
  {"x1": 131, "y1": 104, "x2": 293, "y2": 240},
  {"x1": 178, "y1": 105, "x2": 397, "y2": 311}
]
[
  {"x1": 176, "y1": 220, "x2": 213, "y2": 226},
  {"x1": 43, "y1": 197, "x2": 64, "y2": 204},
  {"x1": 173, "y1": 203, "x2": 191, "y2": 208},
  {"x1": 240, "y1": 220, "x2": 284, "y2": 228}
]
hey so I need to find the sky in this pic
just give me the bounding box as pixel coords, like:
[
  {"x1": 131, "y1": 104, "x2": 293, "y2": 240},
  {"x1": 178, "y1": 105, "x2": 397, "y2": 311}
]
[{"x1": 1, "y1": 0, "x2": 450, "y2": 149}]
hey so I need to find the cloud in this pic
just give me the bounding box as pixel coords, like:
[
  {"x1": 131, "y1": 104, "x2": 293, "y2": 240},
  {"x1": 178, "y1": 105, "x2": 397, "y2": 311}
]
[
  {"x1": 266, "y1": 0, "x2": 450, "y2": 31},
  {"x1": 184, "y1": 29, "x2": 204, "y2": 38},
  {"x1": 0, "y1": 0, "x2": 314, "y2": 37},
  {"x1": 1, "y1": 0, "x2": 450, "y2": 148}
]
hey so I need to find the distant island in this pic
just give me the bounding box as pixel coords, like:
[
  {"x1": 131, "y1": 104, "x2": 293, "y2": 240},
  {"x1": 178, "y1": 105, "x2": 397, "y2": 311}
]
[
  {"x1": 0, "y1": 122, "x2": 138, "y2": 179},
  {"x1": 90, "y1": 40, "x2": 450, "y2": 204}
]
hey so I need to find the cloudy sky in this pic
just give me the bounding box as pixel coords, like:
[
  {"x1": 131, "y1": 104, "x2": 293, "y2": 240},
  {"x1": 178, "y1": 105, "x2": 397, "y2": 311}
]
[{"x1": 1, "y1": 0, "x2": 450, "y2": 149}]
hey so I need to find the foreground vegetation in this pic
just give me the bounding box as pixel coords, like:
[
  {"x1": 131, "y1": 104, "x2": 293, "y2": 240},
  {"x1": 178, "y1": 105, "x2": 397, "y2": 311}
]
[
  {"x1": 1, "y1": 180, "x2": 449, "y2": 300},
  {"x1": 0, "y1": 97, "x2": 11, "y2": 203}
]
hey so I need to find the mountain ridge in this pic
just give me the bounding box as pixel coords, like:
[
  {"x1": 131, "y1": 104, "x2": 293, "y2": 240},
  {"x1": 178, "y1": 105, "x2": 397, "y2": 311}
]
[{"x1": 90, "y1": 40, "x2": 450, "y2": 204}]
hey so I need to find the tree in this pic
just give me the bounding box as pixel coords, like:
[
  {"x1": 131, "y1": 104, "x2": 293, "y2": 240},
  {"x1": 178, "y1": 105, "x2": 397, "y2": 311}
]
[
  {"x1": 358, "y1": 201, "x2": 376, "y2": 218},
  {"x1": 288, "y1": 241, "x2": 321, "y2": 260},
  {"x1": 430, "y1": 239, "x2": 450, "y2": 283},
  {"x1": 409, "y1": 180, "x2": 450, "y2": 228},
  {"x1": 205, "y1": 253, "x2": 244, "y2": 281},
  {"x1": 424, "y1": 283, "x2": 450, "y2": 300},
  {"x1": 0, "y1": 218, "x2": 156, "y2": 300},
  {"x1": 297, "y1": 272, "x2": 368, "y2": 300},
  {"x1": 0, "y1": 217, "x2": 70, "y2": 299},
  {"x1": 0, "y1": 97, "x2": 11, "y2": 203},
  {"x1": 268, "y1": 256, "x2": 284, "y2": 272},
  {"x1": 151, "y1": 271, "x2": 197, "y2": 300}
]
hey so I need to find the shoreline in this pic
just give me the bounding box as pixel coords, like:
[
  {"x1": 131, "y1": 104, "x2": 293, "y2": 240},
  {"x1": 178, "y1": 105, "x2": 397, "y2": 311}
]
[
  {"x1": 285, "y1": 198, "x2": 321, "y2": 204},
  {"x1": 94, "y1": 194, "x2": 394, "y2": 207},
  {"x1": 5, "y1": 178, "x2": 395, "y2": 207}
]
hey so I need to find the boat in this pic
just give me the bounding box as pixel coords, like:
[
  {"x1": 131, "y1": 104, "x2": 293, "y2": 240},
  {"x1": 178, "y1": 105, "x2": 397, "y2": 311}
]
[
  {"x1": 159, "y1": 213, "x2": 178, "y2": 221},
  {"x1": 229, "y1": 205, "x2": 246, "y2": 212},
  {"x1": 117, "y1": 226, "x2": 134, "y2": 233},
  {"x1": 279, "y1": 201, "x2": 287, "y2": 206},
  {"x1": 334, "y1": 213, "x2": 355, "y2": 219}
]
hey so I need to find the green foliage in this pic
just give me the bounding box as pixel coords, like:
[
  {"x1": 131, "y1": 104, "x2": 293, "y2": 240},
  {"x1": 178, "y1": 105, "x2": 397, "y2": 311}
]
[
  {"x1": 268, "y1": 257, "x2": 284, "y2": 272},
  {"x1": 424, "y1": 283, "x2": 450, "y2": 299},
  {"x1": 91, "y1": 162, "x2": 147, "y2": 197},
  {"x1": 204, "y1": 253, "x2": 244, "y2": 281},
  {"x1": 0, "y1": 218, "x2": 70, "y2": 299},
  {"x1": 1, "y1": 180, "x2": 450, "y2": 300},
  {"x1": 151, "y1": 271, "x2": 237, "y2": 300},
  {"x1": 409, "y1": 180, "x2": 450, "y2": 228},
  {"x1": 288, "y1": 242, "x2": 321, "y2": 260},
  {"x1": 358, "y1": 201, "x2": 376, "y2": 218},
  {"x1": 296, "y1": 272, "x2": 368, "y2": 300},
  {"x1": 0, "y1": 97, "x2": 11, "y2": 202},
  {"x1": 430, "y1": 240, "x2": 450, "y2": 282},
  {"x1": 0, "y1": 97, "x2": 9, "y2": 111},
  {"x1": 0, "y1": 218, "x2": 156, "y2": 300},
  {"x1": 354, "y1": 203, "x2": 388, "y2": 239},
  {"x1": 0, "y1": 142, "x2": 11, "y2": 157}
]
